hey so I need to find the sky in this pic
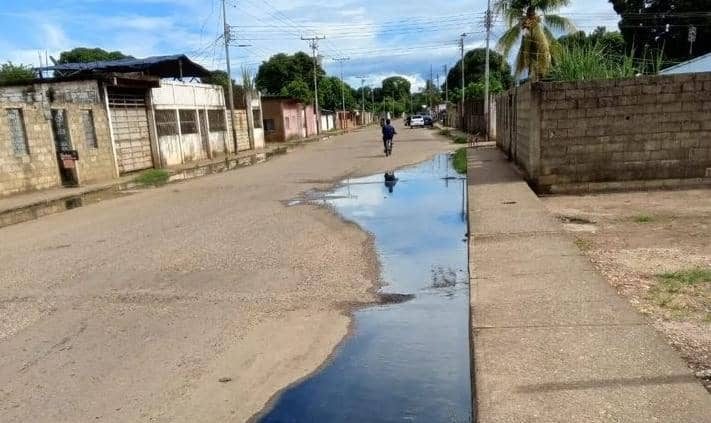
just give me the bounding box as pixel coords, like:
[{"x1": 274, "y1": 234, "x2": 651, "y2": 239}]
[{"x1": 0, "y1": 0, "x2": 621, "y2": 91}]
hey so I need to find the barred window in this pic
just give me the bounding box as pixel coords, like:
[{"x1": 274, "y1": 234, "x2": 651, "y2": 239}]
[
  {"x1": 155, "y1": 109, "x2": 178, "y2": 136},
  {"x1": 7, "y1": 108, "x2": 29, "y2": 155},
  {"x1": 207, "y1": 109, "x2": 226, "y2": 132},
  {"x1": 81, "y1": 110, "x2": 98, "y2": 148},
  {"x1": 285, "y1": 116, "x2": 290, "y2": 130},
  {"x1": 179, "y1": 109, "x2": 197, "y2": 134}
]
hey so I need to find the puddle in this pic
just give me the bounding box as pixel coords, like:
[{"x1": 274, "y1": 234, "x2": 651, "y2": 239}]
[{"x1": 259, "y1": 154, "x2": 472, "y2": 423}]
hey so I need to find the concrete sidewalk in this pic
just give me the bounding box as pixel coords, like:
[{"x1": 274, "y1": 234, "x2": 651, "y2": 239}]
[{"x1": 467, "y1": 148, "x2": 710, "y2": 422}]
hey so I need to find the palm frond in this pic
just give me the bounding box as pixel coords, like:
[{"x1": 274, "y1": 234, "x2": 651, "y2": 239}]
[
  {"x1": 543, "y1": 26, "x2": 562, "y2": 61},
  {"x1": 536, "y1": 0, "x2": 571, "y2": 13},
  {"x1": 515, "y1": 36, "x2": 531, "y2": 77},
  {"x1": 543, "y1": 14, "x2": 576, "y2": 33},
  {"x1": 529, "y1": 23, "x2": 552, "y2": 79},
  {"x1": 497, "y1": 25, "x2": 522, "y2": 57}
]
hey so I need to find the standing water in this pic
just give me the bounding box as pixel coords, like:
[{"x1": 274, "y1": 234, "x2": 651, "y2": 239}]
[{"x1": 259, "y1": 154, "x2": 471, "y2": 423}]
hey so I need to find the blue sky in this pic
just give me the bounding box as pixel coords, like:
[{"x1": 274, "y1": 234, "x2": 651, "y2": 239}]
[{"x1": 0, "y1": 0, "x2": 620, "y2": 90}]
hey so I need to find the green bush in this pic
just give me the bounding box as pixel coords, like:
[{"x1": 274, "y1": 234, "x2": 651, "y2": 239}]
[
  {"x1": 453, "y1": 136, "x2": 468, "y2": 144},
  {"x1": 134, "y1": 169, "x2": 170, "y2": 186},
  {"x1": 439, "y1": 129, "x2": 452, "y2": 137},
  {"x1": 453, "y1": 148, "x2": 467, "y2": 174}
]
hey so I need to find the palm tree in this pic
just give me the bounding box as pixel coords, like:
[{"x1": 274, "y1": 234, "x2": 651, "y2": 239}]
[{"x1": 495, "y1": 0, "x2": 575, "y2": 80}]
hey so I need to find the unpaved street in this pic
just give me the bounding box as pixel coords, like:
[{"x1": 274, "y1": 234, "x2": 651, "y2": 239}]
[{"x1": 0, "y1": 123, "x2": 451, "y2": 422}]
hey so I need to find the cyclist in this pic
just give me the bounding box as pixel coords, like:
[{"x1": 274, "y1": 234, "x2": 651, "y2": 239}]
[{"x1": 381, "y1": 119, "x2": 396, "y2": 156}]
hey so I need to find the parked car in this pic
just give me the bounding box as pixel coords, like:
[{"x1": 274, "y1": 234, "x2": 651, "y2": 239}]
[
  {"x1": 423, "y1": 116, "x2": 434, "y2": 128},
  {"x1": 410, "y1": 115, "x2": 425, "y2": 128}
]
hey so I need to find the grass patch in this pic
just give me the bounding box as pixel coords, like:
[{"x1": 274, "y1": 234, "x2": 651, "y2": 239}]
[
  {"x1": 634, "y1": 214, "x2": 653, "y2": 223},
  {"x1": 453, "y1": 136, "x2": 468, "y2": 144},
  {"x1": 134, "y1": 169, "x2": 170, "y2": 186},
  {"x1": 453, "y1": 148, "x2": 467, "y2": 174},
  {"x1": 657, "y1": 268, "x2": 711, "y2": 287},
  {"x1": 648, "y1": 268, "x2": 711, "y2": 317}
]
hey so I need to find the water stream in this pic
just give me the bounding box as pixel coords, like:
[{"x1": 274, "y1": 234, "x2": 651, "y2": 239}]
[{"x1": 259, "y1": 154, "x2": 472, "y2": 423}]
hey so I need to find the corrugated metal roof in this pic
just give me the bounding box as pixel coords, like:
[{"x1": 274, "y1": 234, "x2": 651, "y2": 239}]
[
  {"x1": 660, "y1": 52, "x2": 711, "y2": 75},
  {"x1": 43, "y1": 54, "x2": 210, "y2": 78}
]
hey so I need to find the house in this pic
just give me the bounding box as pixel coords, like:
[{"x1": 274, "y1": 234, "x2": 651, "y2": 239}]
[
  {"x1": 0, "y1": 54, "x2": 266, "y2": 197},
  {"x1": 261, "y1": 96, "x2": 317, "y2": 143},
  {"x1": 320, "y1": 110, "x2": 337, "y2": 132},
  {"x1": 660, "y1": 52, "x2": 711, "y2": 75},
  {"x1": 0, "y1": 78, "x2": 120, "y2": 197},
  {"x1": 150, "y1": 80, "x2": 231, "y2": 167}
]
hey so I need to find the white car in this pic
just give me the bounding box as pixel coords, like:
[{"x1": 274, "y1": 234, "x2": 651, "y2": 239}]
[{"x1": 410, "y1": 115, "x2": 424, "y2": 128}]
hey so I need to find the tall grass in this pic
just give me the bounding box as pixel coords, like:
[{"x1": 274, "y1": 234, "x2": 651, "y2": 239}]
[{"x1": 549, "y1": 42, "x2": 640, "y2": 82}]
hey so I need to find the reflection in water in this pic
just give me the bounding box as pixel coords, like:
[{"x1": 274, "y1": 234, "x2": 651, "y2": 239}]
[
  {"x1": 384, "y1": 171, "x2": 398, "y2": 193},
  {"x1": 259, "y1": 154, "x2": 472, "y2": 423}
]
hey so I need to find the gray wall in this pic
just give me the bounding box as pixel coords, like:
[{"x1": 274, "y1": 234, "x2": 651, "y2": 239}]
[{"x1": 495, "y1": 73, "x2": 711, "y2": 193}]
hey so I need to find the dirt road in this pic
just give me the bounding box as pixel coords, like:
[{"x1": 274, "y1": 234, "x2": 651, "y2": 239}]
[{"x1": 0, "y1": 123, "x2": 452, "y2": 422}]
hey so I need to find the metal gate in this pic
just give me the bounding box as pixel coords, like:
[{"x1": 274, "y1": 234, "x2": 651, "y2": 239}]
[{"x1": 108, "y1": 90, "x2": 153, "y2": 174}]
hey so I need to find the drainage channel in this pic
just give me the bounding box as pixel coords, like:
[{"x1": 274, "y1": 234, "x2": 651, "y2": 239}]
[
  {"x1": 0, "y1": 148, "x2": 290, "y2": 229},
  {"x1": 257, "y1": 153, "x2": 472, "y2": 423}
]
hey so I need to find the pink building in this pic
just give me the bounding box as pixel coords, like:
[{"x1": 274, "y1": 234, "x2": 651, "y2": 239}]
[{"x1": 261, "y1": 97, "x2": 317, "y2": 143}]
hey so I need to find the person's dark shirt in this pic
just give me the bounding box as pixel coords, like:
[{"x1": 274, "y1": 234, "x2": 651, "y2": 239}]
[{"x1": 382, "y1": 124, "x2": 396, "y2": 139}]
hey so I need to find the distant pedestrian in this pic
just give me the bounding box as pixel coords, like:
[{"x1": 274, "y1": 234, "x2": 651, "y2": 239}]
[{"x1": 381, "y1": 119, "x2": 396, "y2": 156}]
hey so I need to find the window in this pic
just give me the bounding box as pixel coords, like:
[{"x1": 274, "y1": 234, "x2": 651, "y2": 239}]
[
  {"x1": 51, "y1": 109, "x2": 72, "y2": 151},
  {"x1": 6, "y1": 108, "x2": 29, "y2": 155},
  {"x1": 264, "y1": 119, "x2": 275, "y2": 131},
  {"x1": 207, "y1": 109, "x2": 226, "y2": 132},
  {"x1": 179, "y1": 109, "x2": 198, "y2": 134},
  {"x1": 285, "y1": 116, "x2": 290, "y2": 130},
  {"x1": 252, "y1": 109, "x2": 262, "y2": 128},
  {"x1": 155, "y1": 110, "x2": 178, "y2": 136},
  {"x1": 81, "y1": 110, "x2": 98, "y2": 148}
]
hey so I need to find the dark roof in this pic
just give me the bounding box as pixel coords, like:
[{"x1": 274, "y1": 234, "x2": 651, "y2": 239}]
[{"x1": 43, "y1": 54, "x2": 210, "y2": 78}]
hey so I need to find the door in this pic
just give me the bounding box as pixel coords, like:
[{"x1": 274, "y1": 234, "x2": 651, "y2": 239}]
[
  {"x1": 51, "y1": 109, "x2": 79, "y2": 186},
  {"x1": 108, "y1": 90, "x2": 153, "y2": 174}
]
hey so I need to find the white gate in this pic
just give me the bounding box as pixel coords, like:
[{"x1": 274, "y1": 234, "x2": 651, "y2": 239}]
[{"x1": 108, "y1": 91, "x2": 153, "y2": 174}]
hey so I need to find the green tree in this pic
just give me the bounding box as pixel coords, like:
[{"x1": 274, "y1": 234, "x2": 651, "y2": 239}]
[
  {"x1": 446, "y1": 48, "x2": 513, "y2": 94},
  {"x1": 0, "y1": 62, "x2": 35, "y2": 85},
  {"x1": 495, "y1": 0, "x2": 575, "y2": 79},
  {"x1": 58, "y1": 47, "x2": 130, "y2": 64},
  {"x1": 464, "y1": 78, "x2": 504, "y2": 99},
  {"x1": 609, "y1": 0, "x2": 711, "y2": 63},
  {"x1": 279, "y1": 79, "x2": 313, "y2": 104},
  {"x1": 381, "y1": 76, "x2": 411, "y2": 101},
  {"x1": 255, "y1": 52, "x2": 324, "y2": 95},
  {"x1": 558, "y1": 27, "x2": 625, "y2": 57}
]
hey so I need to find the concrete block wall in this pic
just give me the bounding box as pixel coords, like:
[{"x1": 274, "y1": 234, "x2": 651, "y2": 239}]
[
  {"x1": 0, "y1": 80, "x2": 115, "y2": 197},
  {"x1": 495, "y1": 72, "x2": 711, "y2": 193}
]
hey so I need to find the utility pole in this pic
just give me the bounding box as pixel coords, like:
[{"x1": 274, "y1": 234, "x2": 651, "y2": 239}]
[
  {"x1": 357, "y1": 76, "x2": 366, "y2": 125},
  {"x1": 334, "y1": 57, "x2": 350, "y2": 128},
  {"x1": 460, "y1": 33, "x2": 467, "y2": 130},
  {"x1": 443, "y1": 64, "x2": 449, "y2": 105},
  {"x1": 302, "y1": 35, "x2": 326, "y2": 134},
  {"x1": 430, "y1": 64, "x2": 434, "y2": 114},
  {"x1": 222, "y1": 0, "x2": 237, "y2": 155},
  {"x1": 371, "y1": 89, "x2": 375, "y2": 121},
  {"x1": 484, "y1": 0, "x2": 492, "y2": 142}
]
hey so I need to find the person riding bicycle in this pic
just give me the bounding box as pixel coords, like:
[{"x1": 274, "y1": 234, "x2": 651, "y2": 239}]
[{"x1": 381, "y1": 119, "x2": 396, "y2": 156}]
